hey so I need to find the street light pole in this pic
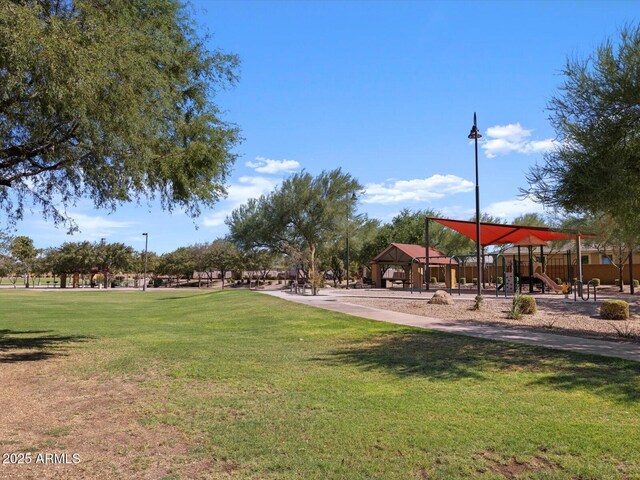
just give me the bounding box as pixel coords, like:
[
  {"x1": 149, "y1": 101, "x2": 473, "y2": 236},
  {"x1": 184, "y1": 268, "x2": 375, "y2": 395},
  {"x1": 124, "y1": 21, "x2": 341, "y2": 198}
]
[
  {"x1": 142, "y1": 232, "x2": 148, "y2": 292},
  {"x1": 346, "y1": 192, "x2": 357, "y2": 289},
  {"x1": 468, "y1": 113, "x2": 483, "y2": 300}
]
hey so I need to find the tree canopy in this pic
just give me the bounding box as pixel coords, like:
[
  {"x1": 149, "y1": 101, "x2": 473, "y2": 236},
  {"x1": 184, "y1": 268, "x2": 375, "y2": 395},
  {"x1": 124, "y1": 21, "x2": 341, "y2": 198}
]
[
  {"x1": 526, "y1": 24, "x2": 640, "y2": 236},
  {"x1": 0, "y1": 0, "x2": 239, "y2": 228},
  {"x1": 227, "y1": 169, "x2": 361, "y2": 293}
]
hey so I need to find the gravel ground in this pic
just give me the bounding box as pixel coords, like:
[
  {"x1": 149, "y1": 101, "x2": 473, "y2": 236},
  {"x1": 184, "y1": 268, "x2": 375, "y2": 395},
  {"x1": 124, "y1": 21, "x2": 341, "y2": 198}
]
[{"x1": 330, "y1": 286, "x2": 640, "y2": 344}]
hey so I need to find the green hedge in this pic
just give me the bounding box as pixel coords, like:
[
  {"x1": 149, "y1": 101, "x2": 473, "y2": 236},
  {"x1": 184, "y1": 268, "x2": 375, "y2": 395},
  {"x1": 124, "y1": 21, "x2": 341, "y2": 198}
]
[{"x1": 590, "y1": 278, "x2": 600, "y2": 287}]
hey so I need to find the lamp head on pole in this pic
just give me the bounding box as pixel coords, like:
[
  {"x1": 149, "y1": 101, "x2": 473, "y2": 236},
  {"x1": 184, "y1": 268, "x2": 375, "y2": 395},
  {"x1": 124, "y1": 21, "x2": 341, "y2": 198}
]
[
  {"x1": 468, "y1": 125, "x2": 482, "y2": 140},
  {"x1": 468, "y1": 112, "x2": 482, "y2": 139}
]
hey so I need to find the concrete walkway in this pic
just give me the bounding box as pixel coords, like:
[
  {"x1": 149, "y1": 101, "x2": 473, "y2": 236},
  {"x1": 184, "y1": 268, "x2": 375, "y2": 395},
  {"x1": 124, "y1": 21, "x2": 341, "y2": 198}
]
[{"x1": 261, "y1": 290, "x2": 640, "y2": 363}]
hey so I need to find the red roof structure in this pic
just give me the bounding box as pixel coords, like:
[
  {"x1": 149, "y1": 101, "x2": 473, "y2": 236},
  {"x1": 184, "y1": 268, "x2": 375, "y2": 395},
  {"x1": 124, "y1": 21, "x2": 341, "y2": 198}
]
[
  {"x1": 427, "y1": 217, "x2": 575, "y2": 246},
  {"x1": 373, "y1": 243, "x2": 454, "y2": 265}
]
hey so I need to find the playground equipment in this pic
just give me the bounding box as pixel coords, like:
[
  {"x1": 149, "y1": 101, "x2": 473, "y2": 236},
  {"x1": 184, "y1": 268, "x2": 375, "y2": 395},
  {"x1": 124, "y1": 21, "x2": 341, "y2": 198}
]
[
  {"x1": 444, "y1": 253, "x2": 508, "y2": 298},
  {"x1": 533, "y1": 271, "x2": 564, "y2": 293}
]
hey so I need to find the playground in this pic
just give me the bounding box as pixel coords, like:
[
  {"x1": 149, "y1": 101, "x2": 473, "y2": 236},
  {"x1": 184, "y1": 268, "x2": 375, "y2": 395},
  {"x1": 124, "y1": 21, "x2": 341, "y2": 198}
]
[{"x1": 331, "y1": 287, "x2": 640, "y2": 344}]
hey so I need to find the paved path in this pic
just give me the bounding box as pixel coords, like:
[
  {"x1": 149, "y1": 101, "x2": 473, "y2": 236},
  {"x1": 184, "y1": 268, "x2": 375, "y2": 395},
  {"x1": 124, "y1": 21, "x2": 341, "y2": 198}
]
[{"x1": 262, "y1": 290, "x2": 640, "y2": 363}]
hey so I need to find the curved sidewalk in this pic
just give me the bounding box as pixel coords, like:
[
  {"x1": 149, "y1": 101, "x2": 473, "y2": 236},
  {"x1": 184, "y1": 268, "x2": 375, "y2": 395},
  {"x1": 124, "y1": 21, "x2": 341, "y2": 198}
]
[{"x1": 262, "y1": 290, "x2": 640, "y2": 363}]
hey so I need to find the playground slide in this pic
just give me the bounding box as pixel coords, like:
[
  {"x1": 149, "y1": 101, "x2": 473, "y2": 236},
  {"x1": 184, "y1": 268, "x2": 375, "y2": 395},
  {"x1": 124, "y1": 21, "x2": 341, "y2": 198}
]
[{"x1": 533, "y1": 271, "x2": 564, "y2": 293}]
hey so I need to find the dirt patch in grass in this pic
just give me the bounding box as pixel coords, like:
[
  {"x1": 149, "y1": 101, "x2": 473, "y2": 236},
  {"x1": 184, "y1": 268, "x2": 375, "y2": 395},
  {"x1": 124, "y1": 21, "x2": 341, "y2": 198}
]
[
  {"x1": 0, "y1": 346, "x2": 233, "y2": 479},
  {"x1": 475, "y1": 450, "x2": 560, "y2": 478}
]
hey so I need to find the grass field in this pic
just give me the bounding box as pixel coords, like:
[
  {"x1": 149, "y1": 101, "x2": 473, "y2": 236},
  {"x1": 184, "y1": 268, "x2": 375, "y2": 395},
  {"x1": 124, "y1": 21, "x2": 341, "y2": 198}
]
[{"x1": 1, "y1": 289, "x2": 640, "y2": 479}]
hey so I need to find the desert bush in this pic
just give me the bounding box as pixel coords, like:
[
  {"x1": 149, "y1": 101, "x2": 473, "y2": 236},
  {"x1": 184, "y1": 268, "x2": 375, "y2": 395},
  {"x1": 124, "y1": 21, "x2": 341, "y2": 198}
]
[
  {"x1": 472, "y1": 277, "x2": 478, "y2": 285},
  {"x1": 497, "y1": 276, "x2": 503, "y2": 284},
  {"x1": 507, "y1": 294, "x2": 523, "y2": 320},
  {"x1": 634, "y1": 279, "x2": 639, "y2": 288},
  {"x1": 555, "y1": 277, "x2": 563, "y2": 285},
  {"x1": 310, "y1": 271, "x2": 325, "y2": 293},
  {"x1": 430, "y1": 277, "x2": 437, "y2": 283},
  {"x1": 471, "y1": 294, "x2": 484, "y2": 311},
  {"x1": 601, "y1": 300, "x2": 629, "y2": 320},
  {"x1": 590, "y1": 278, "x2": 600, "y2": 287},
  {"x1": 515, "y1": 294, "x2": 537, "y2": 315},
  {"x1": 609, "y1": 321, "x2": 635, "y2": 338},
  {"x1": 460, "y1": 277, "x2": 466, "y2": 285}
]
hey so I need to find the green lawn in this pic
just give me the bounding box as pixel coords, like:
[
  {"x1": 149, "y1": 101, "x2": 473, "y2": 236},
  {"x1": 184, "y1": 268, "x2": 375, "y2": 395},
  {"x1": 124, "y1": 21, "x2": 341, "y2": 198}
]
[{"x1": 2, "y1": 289, "x2": 640, "y2": 479}]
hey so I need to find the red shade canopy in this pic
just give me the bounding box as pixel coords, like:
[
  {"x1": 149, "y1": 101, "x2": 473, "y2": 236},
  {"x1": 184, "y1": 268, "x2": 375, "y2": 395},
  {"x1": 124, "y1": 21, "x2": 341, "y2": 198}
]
[
  {"x1": 428, "y1": 217, "x2": 575, "y2": 246},
  {"x1": 373, "y1": 243, "x2": 455, "y2": 265}
]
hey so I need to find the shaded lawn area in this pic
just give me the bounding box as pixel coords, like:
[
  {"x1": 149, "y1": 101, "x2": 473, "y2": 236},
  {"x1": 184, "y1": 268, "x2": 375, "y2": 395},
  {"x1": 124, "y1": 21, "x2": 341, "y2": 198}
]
[{"x1": 1, "y1": 289, "x2": 640, "y2": 479}]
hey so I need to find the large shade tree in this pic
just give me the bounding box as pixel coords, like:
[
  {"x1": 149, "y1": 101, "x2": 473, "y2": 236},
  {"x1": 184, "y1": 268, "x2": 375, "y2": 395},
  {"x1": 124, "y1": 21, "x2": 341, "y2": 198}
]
[
  {"x1": 526, "y1": 24, "x2": 640, "y2": 236},
  {"x1": 9, "y1": 235, "x2": 39, "y2": 287},
  {"x1": 205, "y1": 239, "x2": 240, "y2": 289},
  {"x1": 227, "y1": 169, "x2": 361, "y2": 294},
  {"x1": 0, "y1": 0, "x2": 239, "y2": 228}
]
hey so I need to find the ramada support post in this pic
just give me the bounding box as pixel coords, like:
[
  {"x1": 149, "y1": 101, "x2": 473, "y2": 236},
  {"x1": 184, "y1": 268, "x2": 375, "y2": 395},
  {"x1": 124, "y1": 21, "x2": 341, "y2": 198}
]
[
  {"x1": 425, "y1": 217, "x2": 430, "y2": 291},
  {"x1": 630, "y1": 250, "x2": 635, "y2": 295}
]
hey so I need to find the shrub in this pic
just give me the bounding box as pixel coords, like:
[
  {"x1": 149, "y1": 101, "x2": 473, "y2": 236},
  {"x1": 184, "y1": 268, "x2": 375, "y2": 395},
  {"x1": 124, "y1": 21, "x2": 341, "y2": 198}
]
[
  {"x1": 615, "y1": 279, "x2": 624, "y2": 286},
  {"x1": 472, "y1": 277, "x2": 478, "y2": 285},
  {"x1": 590, "y1": 278, "x2": 600, "y2": 287},
  {"x1": 310, "y1": 271, "x2": 325, "y2": 293},
  {"x1": 430, "y1": 277, "x2": 437, "y2": 283},
  {"x1": 471, "y1": 294, "x2": 484, "y2": 311},
  {"x1": 497, "y1": 276, "x2": 503, "y2": 284},
  {"x1": 555, "y1": 277, "x2": 563, "y2": 285},
  {"x1": 601, "y1": 300, "x2": 629, "y2": 320},
  {"x1": 507, "y1": 294, "x2": 523, "y2": 320},
  {"x1": 460, "y1": 277, "x2": 466, "y2": 285},
  {"x1": 514, "y1": 295, "x2": 537, "y2": 315},
  {"x1": 634, "y1": 279, "x2": 639, "y2": 288}
]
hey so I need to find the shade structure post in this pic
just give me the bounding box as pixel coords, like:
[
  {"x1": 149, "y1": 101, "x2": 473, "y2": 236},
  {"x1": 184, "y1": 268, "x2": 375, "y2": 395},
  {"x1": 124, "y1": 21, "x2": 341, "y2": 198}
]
[
  {"x1": 576, "y1": 234, "x2": 583, "y2": 296},
  {"x1": 540, "y1": 245, "x2": 545, "y2": 294},
  {"x1": 425, "y1": 218, "x2": 430, "y2": 291},
  {"x1": 517, "y1": 246, "x2": 522, "y2": 293},
  {"x1": 528, "y1": 246, "x2": 533, "y2": 293},
  {"x1": 630, "y1": 250, "x2": 635, "y2": 295}
]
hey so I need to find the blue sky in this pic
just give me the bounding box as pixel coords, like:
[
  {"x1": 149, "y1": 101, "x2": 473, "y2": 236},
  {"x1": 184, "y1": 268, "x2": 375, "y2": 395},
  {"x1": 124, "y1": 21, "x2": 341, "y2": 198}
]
[{"x1": 14, "y1": 0, "x2": 639, "y2": 253}]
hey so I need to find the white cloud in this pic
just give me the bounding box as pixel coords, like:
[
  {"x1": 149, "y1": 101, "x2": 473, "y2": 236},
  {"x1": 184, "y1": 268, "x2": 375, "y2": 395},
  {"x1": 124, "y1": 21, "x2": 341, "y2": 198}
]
[
  {"x1": 202, "y1": 176, "x2": 278, "y2": 228},
  {"x1": 246, "y1": 156, "x2": 300, "y2": 174},
  {"x1": 484, "y1": 197, "x2": 544, "y2": 220},
  {"x1": 482, "y1": 123, "x2": 558, "y2": 158},
  {"x1": 31, "y1": 212, "x2": 135, "y2": 242},
  {"x1": 202, "y1": 210, "x2": 230, "y2": 227},
  {"x1": 225, "y1": 176, "x2": 278, "y2": 204},
  {"x1": 362, "y1": 174, "x2": 474, "y2": 204}
]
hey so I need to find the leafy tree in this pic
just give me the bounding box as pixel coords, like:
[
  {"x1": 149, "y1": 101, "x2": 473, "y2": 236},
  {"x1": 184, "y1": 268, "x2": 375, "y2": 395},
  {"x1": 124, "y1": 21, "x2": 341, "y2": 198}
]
[
  {"x1": 157, "y1": 247, "x2": 197, "y2": 284},
  {"x1": 526, "y1": 25, "x2": 640, "y2": 236},
  {"x1": 0, "y1": 254, "x2": 15, "y2": 284},
  {"x1": 205, "y1": 239, "x2": 240, "y2": 289},
  {"x1": 512, "y1": 213, "x2": 548, "y2": 227},
  {"x1": 562, "y1": 213, "x2": 633, "y2": 291},
  {"x1": 130, "y1": 250, "x2": 159, "y2": 288},
  {"x1": 227, "y1": 169, "x2": 361, "y2": 294},
  {"x1": 9, "y1": 235, "x2": 39, "y2": 287},
  {"x1": 0, "y1": 0, "x2": 239, "y2": 227},
  {"x1": 356, "y1": 209, "x2": 475, "y2": 266},
  {"x1": 94, "y1": 242, "x2": 135, "y2": 287},
  {"x1": 241, "y1": 248, "x2": 276, "y2": 287}
]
